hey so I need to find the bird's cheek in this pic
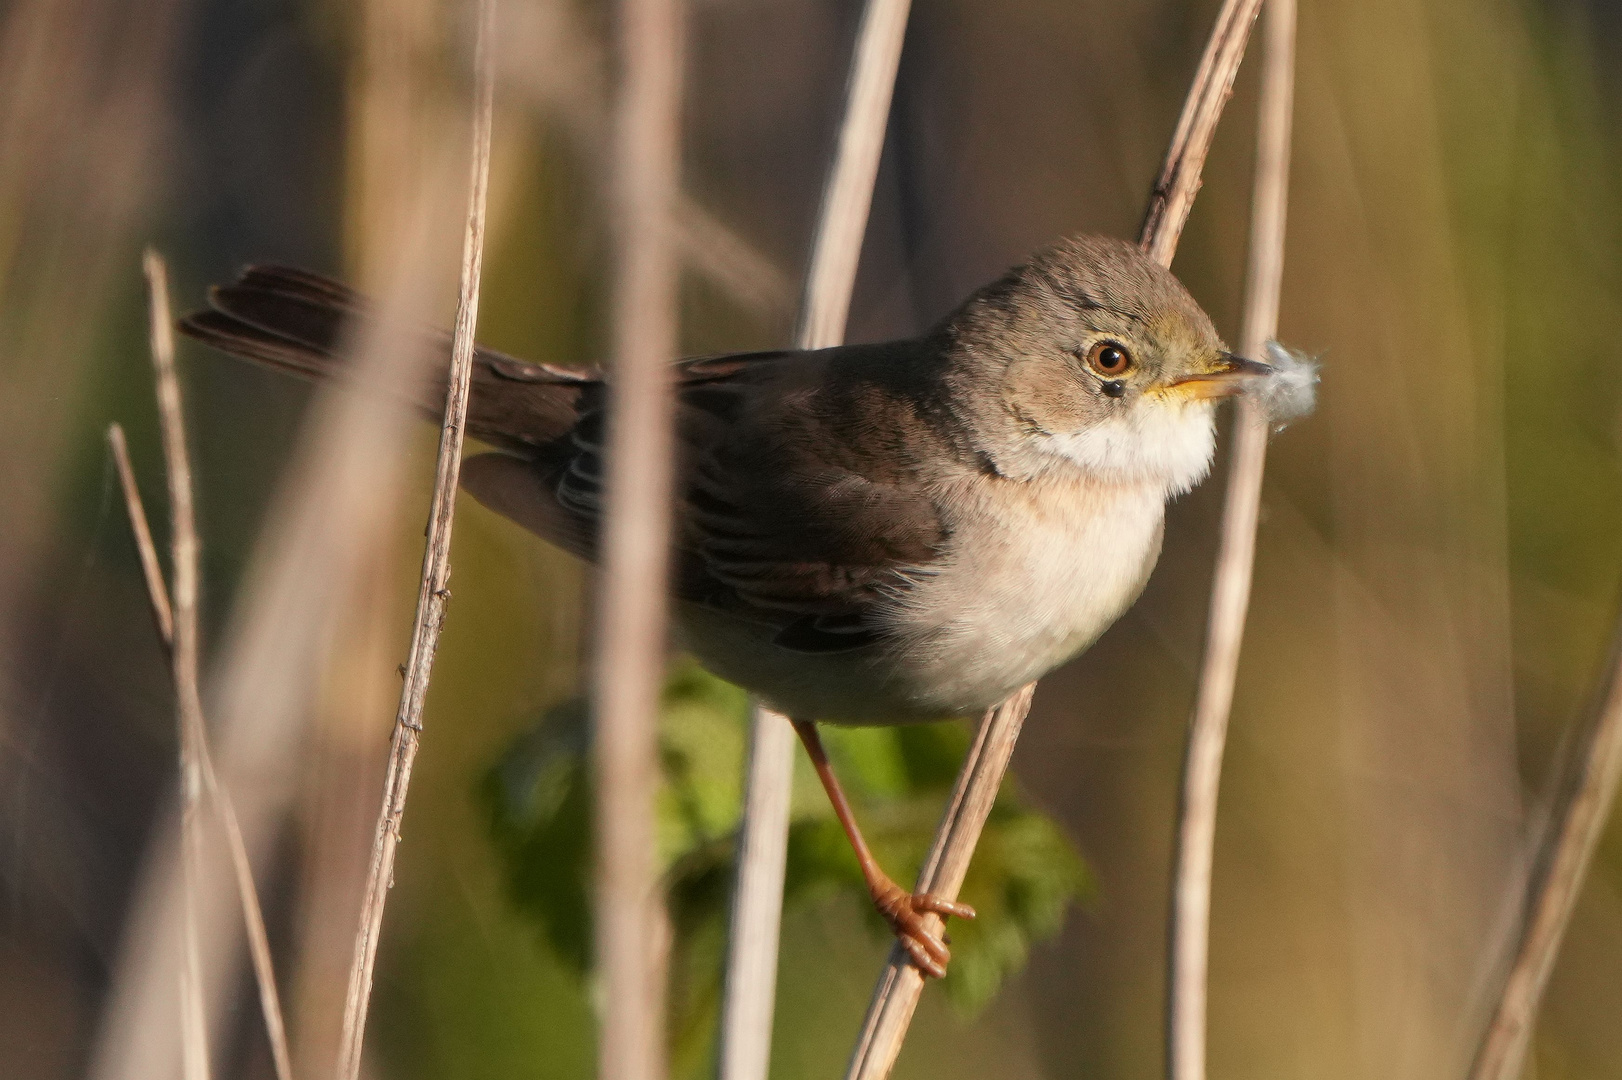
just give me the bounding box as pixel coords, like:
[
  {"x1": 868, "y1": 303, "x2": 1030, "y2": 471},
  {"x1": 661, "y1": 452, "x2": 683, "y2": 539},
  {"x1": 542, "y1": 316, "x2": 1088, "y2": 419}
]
[{"x1": 1002, "y1": 359, "x2": 1096, "y2": 433}]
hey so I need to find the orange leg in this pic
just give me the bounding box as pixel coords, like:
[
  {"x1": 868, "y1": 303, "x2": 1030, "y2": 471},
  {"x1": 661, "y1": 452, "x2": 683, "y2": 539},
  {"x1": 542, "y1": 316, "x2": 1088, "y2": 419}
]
[{"x1": 790, "y1": 719, "x2": 975, "y2": 978}]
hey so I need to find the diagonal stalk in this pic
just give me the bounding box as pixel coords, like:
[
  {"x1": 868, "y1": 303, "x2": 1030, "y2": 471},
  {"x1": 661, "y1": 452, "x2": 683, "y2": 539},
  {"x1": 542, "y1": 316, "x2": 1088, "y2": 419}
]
[
  {"x1": 334, "y1": 3, "x2": 497, "y2": 1076},
  {"x1": 1466, "y1": 626, "x2": 1622, "y2": 1079},
  {"x1": 108, "y1": 415, "x2": 295, "y2": 1080},
  {"x1": 840, "y1": 2, "x2": 1265, "y2": 1076}
]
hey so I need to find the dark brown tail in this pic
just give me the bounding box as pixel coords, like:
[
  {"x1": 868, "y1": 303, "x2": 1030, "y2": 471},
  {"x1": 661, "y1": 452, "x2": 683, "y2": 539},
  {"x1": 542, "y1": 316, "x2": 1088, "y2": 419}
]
[{"x1": 179, "y1": 265, "x2": 600, "y2": 455}]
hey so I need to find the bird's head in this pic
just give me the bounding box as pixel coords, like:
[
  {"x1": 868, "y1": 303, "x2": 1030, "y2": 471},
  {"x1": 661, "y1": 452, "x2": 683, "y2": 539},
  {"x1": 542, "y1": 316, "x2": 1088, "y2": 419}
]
[{"x1": 945, "y1": 234, "x2": 1271, "y2": 495}]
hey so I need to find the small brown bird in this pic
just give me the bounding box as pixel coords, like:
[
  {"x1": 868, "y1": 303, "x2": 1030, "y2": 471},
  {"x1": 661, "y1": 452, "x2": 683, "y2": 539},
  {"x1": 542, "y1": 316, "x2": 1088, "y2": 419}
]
[{"x1": 181, "y1": 234, "x2": 1281, "y2": 977}]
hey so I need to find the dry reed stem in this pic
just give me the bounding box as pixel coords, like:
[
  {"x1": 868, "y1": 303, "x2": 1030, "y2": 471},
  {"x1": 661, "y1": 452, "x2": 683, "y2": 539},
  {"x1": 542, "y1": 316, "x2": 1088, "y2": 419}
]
[
  {"x1": 1138, "y1": 0, "x2": 1266, "y2": 267},
  {"x1": 107, "y1": 419, "x2": 296, "y2": 1080},
  {"x1": 718, "y1": 4, "x2": 913, "y2": 1079},
  {"x1": 592, "y1": 0, "x2": 685, "y2": 1075},
  {"x1": 210, "y1": 765, "x2": 295, "y2": 1080},
  {"x1": 1466, "y1": 635, "x2": 1622, "y2": 1077},
  {"x1": 91, "y1": 123, "x2": 458, "y2": 1080},
  {"x1": 843, "y1": 686, "x2": 1034, "y2": 1080},
  {"x1": 488, "y1": 4, "x2": 792, "y2": 322},
  {"x1": 333, "y1": 4, "x2": 497, "y2": 1076},
  {"x1": 793, "y1": 0, "x2": 914, "y2": 351},
  {"x1": 143, "y1": 250, "x2": 212, "y2": 1080},
  {"x1": 142, "y1": 254, "x2": 296, "y2": 1080},
  {"x1": 718, "y1": 706, "x2": 797, "y2": 1080},
  {"x1": 842, "y1": 2, "x2": 1265, "y2": 1075},
  {"x1": 107, "y1": 424, "x2": 174, "y2": 648},
  {"x1": 1166, "y1": 0, "x2": 1296, "y2": 1077}
]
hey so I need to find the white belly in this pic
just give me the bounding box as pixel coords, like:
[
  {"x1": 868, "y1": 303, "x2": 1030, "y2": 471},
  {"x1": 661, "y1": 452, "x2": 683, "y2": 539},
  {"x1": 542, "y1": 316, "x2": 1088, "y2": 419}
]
[
  {"x1": 880, "y1": 477, "x2": 1166, "y2": 713},
  {"x1": 676, "y1": 474, "x2": 1168, "y2": 725}
]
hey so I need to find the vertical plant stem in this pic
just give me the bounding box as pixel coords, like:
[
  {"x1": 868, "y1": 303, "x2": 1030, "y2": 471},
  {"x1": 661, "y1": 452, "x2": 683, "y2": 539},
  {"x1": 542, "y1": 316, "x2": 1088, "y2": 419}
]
[
  {"x1": 1467, "y1": 631, "x2": 1622, "y2": 1078},
  {"x1": 841, "y1": 2, "x2": 1265, "y2": 1076},
  {"x1": 718, "y1": 706, "x2": 797, "y2": 1080},
  {"x1": 334, "y1": 3, "x2": 496, "y2": 1076},
  {"x1": 1166, "y1": 0, "x2": 1296, "y2": 1077},
  {"x1": 793, "y1": 0, "x2": 914, "y2": 352},
  {"x1": 593, "y1": 0, "x2": 684, "y2": 1076},
  {"x1": 719, "y1": 3, "x2": 912, "y2": 1079},
  {"x1": 131, "y1": 257, "x2": 298, "y2": 1080},
  {"x1": 143, "y1": 250, "x2": 211, "y2": 1080}
]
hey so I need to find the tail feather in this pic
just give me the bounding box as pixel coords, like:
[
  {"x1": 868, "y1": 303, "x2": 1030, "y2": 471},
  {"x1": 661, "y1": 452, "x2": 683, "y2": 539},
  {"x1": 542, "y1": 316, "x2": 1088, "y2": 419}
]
[
  {"x1": 178, "y1": 264, "x2": 599, "y2": 454},
  {"x1": 179, "y1": 308, "x2": 337, "y2": 381},
  {"x1": 237, "y1": 263, "x2": 365, "y2": 308}
]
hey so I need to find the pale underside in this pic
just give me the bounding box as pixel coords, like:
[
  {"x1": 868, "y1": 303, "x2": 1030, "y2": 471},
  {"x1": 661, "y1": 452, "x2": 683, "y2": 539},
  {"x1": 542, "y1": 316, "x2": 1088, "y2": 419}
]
[{"x1": 679, "y1": 468, "x2": 1172, "y2": 725}]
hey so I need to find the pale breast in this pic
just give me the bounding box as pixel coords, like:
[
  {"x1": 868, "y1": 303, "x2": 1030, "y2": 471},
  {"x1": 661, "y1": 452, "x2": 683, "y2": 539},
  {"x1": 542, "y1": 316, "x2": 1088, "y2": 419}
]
[{"x1": 880, "y1": 474, "x2": 1166, "y2": 713}]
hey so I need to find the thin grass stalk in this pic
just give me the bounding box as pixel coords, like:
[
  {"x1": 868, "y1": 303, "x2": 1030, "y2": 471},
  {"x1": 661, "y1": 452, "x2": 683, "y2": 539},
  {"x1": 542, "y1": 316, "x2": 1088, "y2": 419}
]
[
  {"x1": 1166, "y1": 0, "x2": 1295, "y2": 1076},
  {"x1": 333, "y1": 4, "x2": 497, "y2": 1076},
  {"x1": 107, "y1": 414, "x2": 296, "y2": 1080},
  {"x1": 718, "y1": 4, "x2": 913, "y2": 1078},
  {"x1": 718, "y1": 707, "x2": 796, "y2": 1080},
  {"x1": 1466, "y1": 635, "x2": 1622, "y2": 1079},
  {"x1": 91, "y1": 115, "x2": 459, "y2": 1080},
  {"x1": 592, "y1": 0, "x2": 685, "y2": 1075},
  {"x1": 107, "y1": 424, "x2": 175, "y2": 647},
  {"x1": 840, "y1": 2, "x2": 1265, "y2": 1075},
  {"x1": 143, "y1": 250, "x2": 212, "y2": 1080},
  {"x1": 1139, "y1": 0, "x2": 1266, "y2": 266},
  {"x1": 793, "y1": 0, "x2": 913, "y2": 351},
  {"x1": 842, "y1": 687, "x2": 1033, "y2": 1080},
  {"x1": 210, "y1": 766, "x2": 294, "y2": 1080}
]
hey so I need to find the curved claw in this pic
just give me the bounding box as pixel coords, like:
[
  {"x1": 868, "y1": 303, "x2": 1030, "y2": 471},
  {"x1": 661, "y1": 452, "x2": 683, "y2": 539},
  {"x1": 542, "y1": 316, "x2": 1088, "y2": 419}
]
[
  {"x1": 873, "y1": 883, "x2": 972, "y2": 979},
  {"x1": 898, "y1": 930, "x2": 947, "y2": 979},
  {"x1": 914, "y1": 893, "x2": 976, "y2": 921}
]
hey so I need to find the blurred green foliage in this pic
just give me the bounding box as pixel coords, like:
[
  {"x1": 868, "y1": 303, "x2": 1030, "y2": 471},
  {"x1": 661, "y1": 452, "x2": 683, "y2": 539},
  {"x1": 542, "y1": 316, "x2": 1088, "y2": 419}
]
[{"x1": 482, "y1": 658, "x2": 1090, "y2": 1074}]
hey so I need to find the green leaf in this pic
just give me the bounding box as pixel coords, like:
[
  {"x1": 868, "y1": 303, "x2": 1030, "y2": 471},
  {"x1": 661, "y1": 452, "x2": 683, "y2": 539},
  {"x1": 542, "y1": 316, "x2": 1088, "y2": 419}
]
[{"x1": 482, "y1": 659, "x2": 1092, "y2": 1072}]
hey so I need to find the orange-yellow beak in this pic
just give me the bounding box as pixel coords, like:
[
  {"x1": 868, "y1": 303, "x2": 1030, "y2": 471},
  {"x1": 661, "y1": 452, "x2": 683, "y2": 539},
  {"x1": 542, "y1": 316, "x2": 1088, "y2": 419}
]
[{"x1": 1167, "y1": 351, "x2": 1274, "y2": 400}]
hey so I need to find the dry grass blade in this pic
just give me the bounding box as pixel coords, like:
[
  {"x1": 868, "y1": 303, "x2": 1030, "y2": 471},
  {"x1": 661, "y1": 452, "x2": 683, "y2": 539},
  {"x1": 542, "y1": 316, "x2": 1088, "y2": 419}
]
[
  {"x1": 1166, "y1": 0, "x2": 1296, "y2": 1077},
  {"x1": 592, "y1": 0, "x2": 685, "y2": 1074},
  {"x1": 1138, "y1": 0, "x2": 1266, "y2": 265},
  {"x1": 718, "y1": 705, "x2": 797, "y2": 1080},
  {"x1": 90, "y1": 104, "x2": 459, "y2": 1080},
  {"x1": 107, "y1": 423, "x2": 174, "y2": 648},
  {"x1": 842, "y1": 1, "x2": 1265, "y2": 1075},
  {"x1": 1467, "y1": 630, "x2": 1622, "y2": 1077},
  {"x1": 144, "y1": 250, "x2": 212, "y2": 1080},
  {"x1": 720, "y1": 4, "x2": 913, "y2": 1079},
  {"x1": 210, "y1": 771, "x2": 294, "y2": 1080},
  {"x1": 334, "y1": 3, "x2": 497, "y2": 1076},
  {"x1": 106, "y1": 435, "x2": 298, "y2": 1080},
  {"x1": 132, "y1": 255, "x2": 297, "y2": 1080},
  {"x1": 843, "y1": 687, "x2": 1033, "y2": 1080},
  {"x1": 795, "y1": 0, "x2": 913, "y2": 352}
]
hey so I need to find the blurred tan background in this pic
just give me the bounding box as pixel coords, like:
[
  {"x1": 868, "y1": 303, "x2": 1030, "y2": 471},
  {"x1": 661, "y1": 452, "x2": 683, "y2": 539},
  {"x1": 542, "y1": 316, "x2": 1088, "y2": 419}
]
[{"x1": 2, "y1": 0, "x2": 1620, "y2": 1077}]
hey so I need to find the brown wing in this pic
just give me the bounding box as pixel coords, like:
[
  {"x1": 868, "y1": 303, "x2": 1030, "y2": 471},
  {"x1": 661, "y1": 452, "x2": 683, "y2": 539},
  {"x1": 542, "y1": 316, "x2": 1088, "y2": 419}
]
[
  {"x1": 465, "y1": 343, "x2": 950, "y2": 652},
  {"x1": 556, "y1": 344, "x2": 950, "y2": 652},
  {"x1": 181, "y1": 265, "x2": 948, "y2": 651}
]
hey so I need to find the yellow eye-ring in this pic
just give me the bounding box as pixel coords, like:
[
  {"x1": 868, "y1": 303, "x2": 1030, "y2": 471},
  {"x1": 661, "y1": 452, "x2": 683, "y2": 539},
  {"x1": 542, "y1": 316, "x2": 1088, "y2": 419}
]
[{"x1": 1085, "y1": 340, "x2": 1133, "y2": 377}]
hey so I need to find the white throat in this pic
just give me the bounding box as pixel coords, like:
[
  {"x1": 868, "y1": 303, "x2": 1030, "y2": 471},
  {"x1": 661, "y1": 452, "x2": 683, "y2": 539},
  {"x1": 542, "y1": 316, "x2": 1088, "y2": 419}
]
[{"x1": 1031, "y1": 398, "x2": 1216, "y2": 496}]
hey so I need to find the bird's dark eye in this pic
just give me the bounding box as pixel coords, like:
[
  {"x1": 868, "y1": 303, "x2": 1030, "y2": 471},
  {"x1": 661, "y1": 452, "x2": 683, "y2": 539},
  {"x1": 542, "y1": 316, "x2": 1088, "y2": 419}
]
[{"x1": 1085, "y1": 340, "x2": 1133, "y2": 377}]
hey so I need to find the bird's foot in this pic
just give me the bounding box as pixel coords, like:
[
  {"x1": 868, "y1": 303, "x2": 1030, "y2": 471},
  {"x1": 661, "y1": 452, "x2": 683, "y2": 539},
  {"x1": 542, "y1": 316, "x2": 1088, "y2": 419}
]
[{"x1": 870, "y1": 880, "x2": 976, "y2": 979}]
